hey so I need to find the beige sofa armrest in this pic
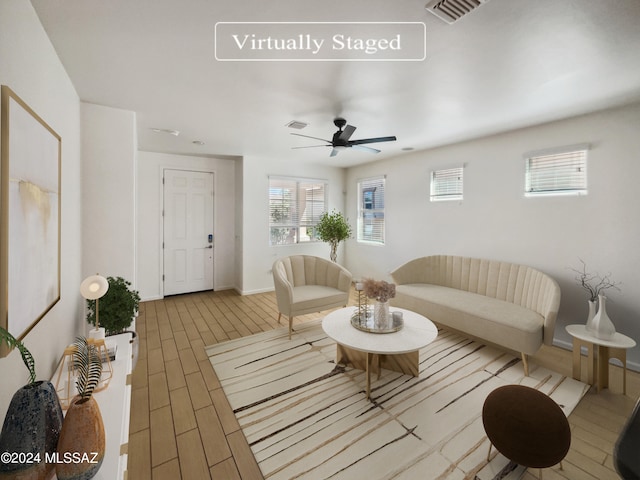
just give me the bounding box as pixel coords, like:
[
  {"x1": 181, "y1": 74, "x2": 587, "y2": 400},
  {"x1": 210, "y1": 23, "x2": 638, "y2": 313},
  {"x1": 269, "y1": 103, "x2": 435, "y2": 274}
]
[
  {"x1": 314, "y1": 257, "x2": 353, "y2": 292},
  {"x1": 540, "y1": 280, "x2": 561, "y2": 346},
  {"x1": 272, "y1": 260, "x2": 294, "y2": 316},
  {"x1": 391, "y1": 257, "x2": 435, "y2": 285},
  {"x1": 336, "y1": 268, "x2": 353, "y2": 293}
]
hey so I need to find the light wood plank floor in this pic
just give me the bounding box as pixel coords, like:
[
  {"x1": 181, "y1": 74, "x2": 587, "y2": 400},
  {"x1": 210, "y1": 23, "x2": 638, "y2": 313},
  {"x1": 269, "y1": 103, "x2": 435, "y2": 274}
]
[{"x1": 127, "y1": 289, "x2": 639, "y2": 480}]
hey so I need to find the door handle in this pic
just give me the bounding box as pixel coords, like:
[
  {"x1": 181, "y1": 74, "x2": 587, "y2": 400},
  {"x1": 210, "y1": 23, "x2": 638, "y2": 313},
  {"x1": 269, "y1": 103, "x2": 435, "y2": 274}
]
[{"x1": 205, "y1": 245, "x2": 213, "y2": 249}]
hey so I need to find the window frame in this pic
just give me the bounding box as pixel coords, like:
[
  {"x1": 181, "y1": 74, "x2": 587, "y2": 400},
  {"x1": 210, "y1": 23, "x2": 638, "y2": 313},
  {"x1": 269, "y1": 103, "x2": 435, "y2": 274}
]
[
  {"x1": 524, "y1": 144, "x2": 589, "y2": 197},
  {"x1": 268, "y1": 176, "x2": 327, "y2": 246},
  {"x1": 357, "y1": 175, "x2": 386, "y2": 245}
]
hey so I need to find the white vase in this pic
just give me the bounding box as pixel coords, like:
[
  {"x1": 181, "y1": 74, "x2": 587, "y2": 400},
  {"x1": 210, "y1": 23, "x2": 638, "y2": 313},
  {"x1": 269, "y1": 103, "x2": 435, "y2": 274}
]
[
  {"x1": 585, "y1": 300, "x2": 597, "y2": 331},
  {"x1": 591, "y1": 294, "x2": 616, "y2": 340},
  {"x1": 374, "y1": 301, "x2": 390, "y2": 330}
]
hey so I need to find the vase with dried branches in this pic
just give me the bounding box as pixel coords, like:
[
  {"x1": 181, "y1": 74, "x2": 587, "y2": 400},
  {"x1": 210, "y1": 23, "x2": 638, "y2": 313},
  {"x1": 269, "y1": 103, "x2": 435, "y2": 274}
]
[
  {"x1": 571, "y1": 259, "x2": 621, "y2": 337},
  {"x1": 56, "y1": 337, "x2": 105, "y2": 480}
]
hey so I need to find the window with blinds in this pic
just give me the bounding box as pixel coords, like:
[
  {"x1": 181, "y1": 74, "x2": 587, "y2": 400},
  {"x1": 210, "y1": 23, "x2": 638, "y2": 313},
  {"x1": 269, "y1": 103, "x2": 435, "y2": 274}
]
[
  {"x1": 430, "y1": 166, "x2": 463, "y2": 201},
  {"x1": 525, "y1": 145, "x2": 588, "y2": 196},
  {"x1": 357, "y1": 176, "x2": 385, "y2": 244},
  {"x1": 268, "y1": 176, "x2": 326, "y2": 245}
]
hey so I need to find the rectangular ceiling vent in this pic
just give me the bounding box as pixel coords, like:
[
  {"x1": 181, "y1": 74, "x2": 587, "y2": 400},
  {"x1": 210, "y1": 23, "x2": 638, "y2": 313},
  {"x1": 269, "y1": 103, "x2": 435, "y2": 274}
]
[
  {"x1": 285, "y1": 120, "x2": 308, "y2": 130},
  {"x1": 425, "y1": 0, "x2": 490, "y2": 24}
]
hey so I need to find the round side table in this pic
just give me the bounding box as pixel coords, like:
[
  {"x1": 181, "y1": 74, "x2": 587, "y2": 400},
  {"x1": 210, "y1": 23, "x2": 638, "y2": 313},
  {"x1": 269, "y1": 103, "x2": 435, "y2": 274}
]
[
  {"x1": 566, "y1": 325, "x2": 636, "y2": 394},
  {"x1": 482, "y1": 384, "x2": 571, "y2": 477}
]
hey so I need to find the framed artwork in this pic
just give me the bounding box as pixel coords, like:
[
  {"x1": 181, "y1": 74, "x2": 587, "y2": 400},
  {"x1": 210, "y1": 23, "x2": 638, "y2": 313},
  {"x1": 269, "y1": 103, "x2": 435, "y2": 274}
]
[{"x1": 0, "y1": 86, "x2": 61, "y2": 356}]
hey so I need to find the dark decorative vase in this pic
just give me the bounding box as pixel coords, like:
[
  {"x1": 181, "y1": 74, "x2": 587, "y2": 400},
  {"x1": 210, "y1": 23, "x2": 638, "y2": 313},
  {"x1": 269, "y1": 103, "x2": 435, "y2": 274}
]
[
  {"x1": 0, "y1": 380, "x2": 63, "y2": 480},
  {"x1": 56, "y1": 396, "x2": 105, "y2": 480}
]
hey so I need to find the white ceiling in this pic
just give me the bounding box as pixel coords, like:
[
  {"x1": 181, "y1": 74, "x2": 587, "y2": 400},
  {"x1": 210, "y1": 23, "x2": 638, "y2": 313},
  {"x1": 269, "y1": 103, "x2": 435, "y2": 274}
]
[{"x1": 31, "y1": 0, "x2": 640, "y2": 167}]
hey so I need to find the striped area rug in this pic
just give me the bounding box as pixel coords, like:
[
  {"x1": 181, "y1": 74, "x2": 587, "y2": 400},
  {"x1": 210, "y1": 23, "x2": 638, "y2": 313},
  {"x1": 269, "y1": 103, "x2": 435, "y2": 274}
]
[{"x1": 206, "y1": 319, "x2": 588, "y2": 480}]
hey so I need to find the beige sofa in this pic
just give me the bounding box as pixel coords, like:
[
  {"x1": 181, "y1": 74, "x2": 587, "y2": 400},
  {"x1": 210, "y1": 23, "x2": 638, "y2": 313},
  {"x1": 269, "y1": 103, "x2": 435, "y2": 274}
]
[
  {"x1": 273, "y1": 255, "x2": 352, "y2": 339},
  {"x1": 390, "y1": 255, "x2": 561, "y2": 375}
]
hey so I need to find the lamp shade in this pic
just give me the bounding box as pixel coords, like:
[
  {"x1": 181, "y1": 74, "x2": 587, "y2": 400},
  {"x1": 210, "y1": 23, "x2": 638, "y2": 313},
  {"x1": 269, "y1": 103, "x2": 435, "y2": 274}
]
[{"x1": 80, "y1": 274, "x2": 109, "y2": 300}]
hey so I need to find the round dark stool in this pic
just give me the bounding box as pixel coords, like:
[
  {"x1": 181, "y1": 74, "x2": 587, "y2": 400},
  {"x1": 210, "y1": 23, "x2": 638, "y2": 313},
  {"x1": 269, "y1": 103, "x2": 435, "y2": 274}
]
[{"x1": 482, "y1": 384, "x2": 571, "y2": 479}]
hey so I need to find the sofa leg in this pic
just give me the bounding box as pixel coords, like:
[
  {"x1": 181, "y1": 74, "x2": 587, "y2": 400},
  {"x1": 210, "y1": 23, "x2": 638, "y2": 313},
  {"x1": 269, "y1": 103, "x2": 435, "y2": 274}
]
[
  {"x1": 277, "y1": 312, "x2": 282, "y2": 324},
  {"x1": 289, "y1": 316, "x2": 293, "y2": 340},
  {"x1": 521, "y1": 353, "x2": 529, "y2": 376}
]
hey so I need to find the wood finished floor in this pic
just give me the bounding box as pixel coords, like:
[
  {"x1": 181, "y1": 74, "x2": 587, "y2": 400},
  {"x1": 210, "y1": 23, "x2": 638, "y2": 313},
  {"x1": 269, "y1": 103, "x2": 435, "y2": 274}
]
[{"x1": 127, "y1": 288, "x2": 639, "y2": 480}]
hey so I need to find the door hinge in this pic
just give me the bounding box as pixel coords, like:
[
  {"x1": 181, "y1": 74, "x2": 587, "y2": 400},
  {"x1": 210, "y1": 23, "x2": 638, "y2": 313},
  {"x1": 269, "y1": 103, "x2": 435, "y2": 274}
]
[{"x1": 162, "y1": 274, "x2": 165, "y2": 281}]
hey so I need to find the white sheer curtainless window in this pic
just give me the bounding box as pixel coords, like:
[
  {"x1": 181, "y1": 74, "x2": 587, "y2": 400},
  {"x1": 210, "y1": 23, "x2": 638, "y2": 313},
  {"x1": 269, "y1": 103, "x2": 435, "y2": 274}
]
[
  {"x1": 269, "y1": 176, "x2": 326, "y2": 245},
  {"x1": 525, "y1": 145, "x2": 588, "y2": 197},
  {"x1": 357, "y1": 176, "x2": 385, "y2": 244},
  {"x1": 430, "y1": 166, "x2": 463, "y2": 201}
]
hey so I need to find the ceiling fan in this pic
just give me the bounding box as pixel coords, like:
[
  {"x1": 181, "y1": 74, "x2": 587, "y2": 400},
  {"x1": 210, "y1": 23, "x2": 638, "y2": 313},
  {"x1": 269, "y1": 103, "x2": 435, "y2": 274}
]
[{"x1": 291, "y1": 117, "x2": 397, "y2": 157}]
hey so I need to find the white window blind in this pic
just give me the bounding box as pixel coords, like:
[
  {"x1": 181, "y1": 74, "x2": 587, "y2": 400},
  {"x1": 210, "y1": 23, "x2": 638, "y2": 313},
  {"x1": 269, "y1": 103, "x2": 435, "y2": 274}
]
[
  {"x1": 357, "y1": 176, "x2": 385, "y2": 244},
  {"x1": 430, "y1": 166, "x2": 463, "y2": 201},
  {"x1": 269, "y1": 177, "x2": 326, "y2": 245},
  {"x1": 525, "y1": 146, "x2": 588, "y2": 196}
]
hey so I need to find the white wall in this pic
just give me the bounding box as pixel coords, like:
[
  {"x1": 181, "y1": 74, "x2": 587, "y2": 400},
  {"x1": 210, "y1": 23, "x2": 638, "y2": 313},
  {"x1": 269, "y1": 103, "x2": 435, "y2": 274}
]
[
  {"x1": 81, "y1": 103, "x2": 137, "y2": 284},
  {"x1": 345, "y1": 102, "x2": 640, "y2": 368},
  {"x1": 136, "y1": 151, "x2": 236, "y2": 300},
  {"x1": 240, "y1": 155, "x2": 346, "y2": 294},
  {"x1": 0, "y1": 0, "x2": 82, "y2": 413}
]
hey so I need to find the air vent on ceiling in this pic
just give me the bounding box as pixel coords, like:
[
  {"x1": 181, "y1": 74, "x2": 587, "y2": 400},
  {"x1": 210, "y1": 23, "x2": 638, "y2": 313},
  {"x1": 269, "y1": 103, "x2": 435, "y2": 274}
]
[
  {"x1": 285, "y1": 120, "x2": 308, "y2": 130},
  {"x1": 425, "y1": 0, "x2": 490, "y2": 24}
]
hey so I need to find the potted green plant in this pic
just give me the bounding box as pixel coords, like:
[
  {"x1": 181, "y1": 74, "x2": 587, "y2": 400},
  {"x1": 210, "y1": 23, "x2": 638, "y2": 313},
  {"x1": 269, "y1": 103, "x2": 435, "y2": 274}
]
[
  {"x1": 56, "y1": 337, "x2": 105, "y2": 479},
  {"x1": 85, "y1": 276, "x2": 140, "y2": 335},
  {"x1": 86, "y1": 276, "x2": 140, "y2": 367},
  {"x1": 0, "y1": 327, "x2": 63, "y2": 479},
  {"x1": 315, "y1": 209, "x2": 353, "y2": 263}
]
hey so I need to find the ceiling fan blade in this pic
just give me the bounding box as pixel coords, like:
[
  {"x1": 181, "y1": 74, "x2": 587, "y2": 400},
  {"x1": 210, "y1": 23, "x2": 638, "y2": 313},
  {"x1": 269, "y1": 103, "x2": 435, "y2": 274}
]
[
  {"x1": 329, "y1": 148, "x2": 339, "y2": 157},
  {"x1": 292, "y1": 145, "x2": 330, "y2": 149},
  {"x1": 352, "y1": 145, "x2": 381, "y2": 154},
  {"x1": 349, "y1": 135, "x2": 397, "y2": 145},
  {"x1": 338, "y1": 124, "x2": 356, "y2": 141},
  {"x1": 290, "y1": 132, "x2": 332, "y2": 143}
]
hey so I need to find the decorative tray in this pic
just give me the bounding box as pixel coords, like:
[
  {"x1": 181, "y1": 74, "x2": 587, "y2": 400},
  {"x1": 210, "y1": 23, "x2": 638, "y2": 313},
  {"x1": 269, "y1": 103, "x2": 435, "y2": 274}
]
[{"x1": 350, "y1": 310, "x2": 404, "y2": 334}]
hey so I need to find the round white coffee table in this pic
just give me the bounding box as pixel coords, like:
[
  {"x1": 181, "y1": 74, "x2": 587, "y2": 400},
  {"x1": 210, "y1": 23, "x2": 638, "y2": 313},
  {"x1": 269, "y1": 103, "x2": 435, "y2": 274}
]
[
  {"x1": 566, "y1": 324, "x2": 636, "y2": 393},
  {"x1": 322, "y1": 307, "x2": 438, "y2": 399}
]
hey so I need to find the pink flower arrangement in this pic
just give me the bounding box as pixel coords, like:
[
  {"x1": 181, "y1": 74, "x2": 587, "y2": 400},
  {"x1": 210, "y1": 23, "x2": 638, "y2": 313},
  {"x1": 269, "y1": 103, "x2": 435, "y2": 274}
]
[{"x1": 362, "y1": 278, "x2": 396, "y2": 303}]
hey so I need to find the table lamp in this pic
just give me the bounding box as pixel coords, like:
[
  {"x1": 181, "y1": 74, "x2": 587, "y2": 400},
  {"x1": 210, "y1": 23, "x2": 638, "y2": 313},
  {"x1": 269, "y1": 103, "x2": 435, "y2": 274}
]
[
  {"x1": 80, "y1": 274, "x2": 109, "y2": 340},
  {"x1": 80, "y1": 274, "x2": 113, "y2": 390}
]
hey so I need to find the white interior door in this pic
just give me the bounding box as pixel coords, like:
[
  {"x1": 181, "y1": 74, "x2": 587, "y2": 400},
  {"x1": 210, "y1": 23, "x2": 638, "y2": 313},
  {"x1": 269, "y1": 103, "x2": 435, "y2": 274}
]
[{"x1": 163, "y1": 169, "x2": 214, "y2": 296}]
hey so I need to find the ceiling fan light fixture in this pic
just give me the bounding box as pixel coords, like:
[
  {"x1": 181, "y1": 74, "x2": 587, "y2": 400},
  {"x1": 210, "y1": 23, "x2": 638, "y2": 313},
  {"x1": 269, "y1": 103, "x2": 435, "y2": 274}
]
[{"x1": 291, "y1": 117, "x2": 396, "y2": 157}]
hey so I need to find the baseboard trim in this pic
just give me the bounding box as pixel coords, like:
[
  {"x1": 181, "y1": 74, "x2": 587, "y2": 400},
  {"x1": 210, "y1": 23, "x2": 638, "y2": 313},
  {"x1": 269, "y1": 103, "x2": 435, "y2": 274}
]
[
  {"x1": 140, "y1": 294, "x2": 163, "y2": 302},
  {"x1": 238, "y1": 287, "x2": 275, "y2": 296}
]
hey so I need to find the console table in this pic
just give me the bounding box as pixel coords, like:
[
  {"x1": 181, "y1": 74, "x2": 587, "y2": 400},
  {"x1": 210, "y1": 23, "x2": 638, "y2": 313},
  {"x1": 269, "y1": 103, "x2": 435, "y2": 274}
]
[
  {"x1": 566, "y1": 324, "x2": 636, "y2": 394},
  {"x1": 52, "y1": 332, "x2": 133, "y2": 479}
]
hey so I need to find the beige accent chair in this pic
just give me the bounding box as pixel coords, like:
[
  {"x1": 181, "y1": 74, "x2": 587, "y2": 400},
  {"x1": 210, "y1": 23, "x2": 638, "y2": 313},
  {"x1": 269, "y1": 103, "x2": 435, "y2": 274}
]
[{"x1": 272, "y1": 255, "x2": 352, "y2": 339}]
